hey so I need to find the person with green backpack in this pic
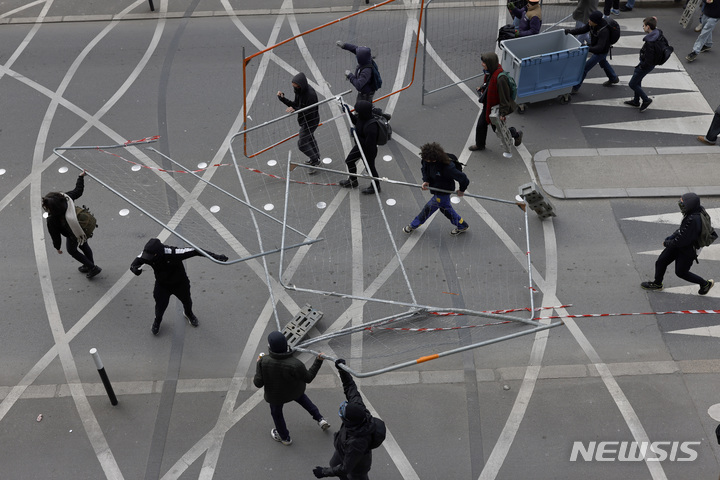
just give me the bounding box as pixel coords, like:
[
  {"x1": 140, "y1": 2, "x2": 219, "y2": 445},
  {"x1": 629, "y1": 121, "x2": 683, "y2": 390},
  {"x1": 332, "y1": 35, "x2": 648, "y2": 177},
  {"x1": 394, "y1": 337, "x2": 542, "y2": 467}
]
[
  {"x1": 469, "y1": 52, "x2": 523, "y2": 152},
  {"x1": 641, "y1": 193, "x2": 715, "y2": 295},
  {"x1": 42, "y1": 170, "x2": 102, "y2": 279}
]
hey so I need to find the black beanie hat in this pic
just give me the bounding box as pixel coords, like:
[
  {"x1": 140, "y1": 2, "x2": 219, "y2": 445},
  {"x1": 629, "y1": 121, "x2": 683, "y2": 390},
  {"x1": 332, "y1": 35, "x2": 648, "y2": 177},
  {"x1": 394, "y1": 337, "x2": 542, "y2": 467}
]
[
  {"x1": 589, "y1": 11, "x2": 603, "y2": 23},
  {"x1": 268, "y1": 331, "x2": 288, "y2": 354}
]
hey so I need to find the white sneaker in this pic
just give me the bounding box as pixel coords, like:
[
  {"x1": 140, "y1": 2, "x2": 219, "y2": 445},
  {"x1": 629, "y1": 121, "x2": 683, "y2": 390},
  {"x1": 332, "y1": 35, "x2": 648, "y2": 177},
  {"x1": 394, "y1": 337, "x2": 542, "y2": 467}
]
[
  {"x1": 318, "y1": 418, "x2": 330, "y2": 431},
  {"x1": 271, "y1": 428, "x2": 292, "y2": 445}
]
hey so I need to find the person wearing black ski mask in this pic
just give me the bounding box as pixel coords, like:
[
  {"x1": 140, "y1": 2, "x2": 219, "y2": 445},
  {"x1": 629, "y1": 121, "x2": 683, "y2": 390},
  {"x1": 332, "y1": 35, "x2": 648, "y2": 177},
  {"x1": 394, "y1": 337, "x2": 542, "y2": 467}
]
[{"x1": 641, "y1": 192, "x2": 714, "y2": 295}]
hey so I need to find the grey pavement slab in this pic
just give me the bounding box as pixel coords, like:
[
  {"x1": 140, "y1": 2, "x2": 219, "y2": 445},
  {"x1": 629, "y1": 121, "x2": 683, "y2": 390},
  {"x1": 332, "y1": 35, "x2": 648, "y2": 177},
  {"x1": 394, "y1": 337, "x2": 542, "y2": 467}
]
[{"x1": 535, "y1": 146, "x2": 720, "y2": 199}]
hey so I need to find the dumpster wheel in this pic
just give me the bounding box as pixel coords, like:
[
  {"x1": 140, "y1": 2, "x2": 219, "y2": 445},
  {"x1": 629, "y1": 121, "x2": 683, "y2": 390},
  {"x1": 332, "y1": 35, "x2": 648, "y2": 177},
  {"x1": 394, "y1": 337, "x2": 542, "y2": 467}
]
[
  {"x1": 517, "y1": 103, "x2": 528, "y2": 114},
  {"x1": 558, "y1": 94, "x2": 571, "y2": 105}
]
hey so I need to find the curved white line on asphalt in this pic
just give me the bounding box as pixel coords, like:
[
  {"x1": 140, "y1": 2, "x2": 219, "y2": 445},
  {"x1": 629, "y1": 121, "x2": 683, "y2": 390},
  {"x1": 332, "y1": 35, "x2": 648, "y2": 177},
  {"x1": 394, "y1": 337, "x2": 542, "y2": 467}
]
[
  {"x1": 476, "y1": 7, "x2": 667, "y2": 480},
  {"x1": 0, "y1": 0, "x2": 46, "y2": 19},
  {"x1": 26, "y1": 1, "x2": 154, "y2": 478}
]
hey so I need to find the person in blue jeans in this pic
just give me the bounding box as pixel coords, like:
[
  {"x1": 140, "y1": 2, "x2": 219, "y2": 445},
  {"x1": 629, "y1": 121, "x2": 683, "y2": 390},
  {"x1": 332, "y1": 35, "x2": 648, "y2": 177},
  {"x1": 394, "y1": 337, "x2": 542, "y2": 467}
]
[
  {"x1": 686, "y1": 0, "x2": 719, "y2": 62},
  {"x1": 566, "y1": 11, "x2": 619, "y2": 92},
  {"x1": 624, "y1": 16, "x2": 665, "y2": 112},
  {"x1": 403, "y1": 143, "x2": 470, "y2": 237}
]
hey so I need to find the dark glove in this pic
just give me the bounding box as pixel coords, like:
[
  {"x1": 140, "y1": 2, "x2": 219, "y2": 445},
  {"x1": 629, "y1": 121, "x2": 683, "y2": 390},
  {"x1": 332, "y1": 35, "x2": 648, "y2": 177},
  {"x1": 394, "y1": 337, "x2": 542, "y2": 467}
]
[
  {"x1": 130, "y1": 265, "x2": 142, "y2": 276},
  {"x1": 313, "y1": 466, "x2": 328, "y2": 478},
  {"x1": 342, "y1": 103, "x2": 351, "y2": 114},
  {"x1": 335, "y1": 358, "x2": 346, "y2": 368},
  {"x1": 507, "y1": 2, "x2": 515, "y2": 9},
  {"x1": 564, "y1": 28, "x2": 571, "y2": 35},
  {"x1": 345, "y1": 70, "x2": 353, "y2": 78},
  {"x1": 336, "y1": 40, "x2": 345, "y2": 48},
  {"x1": 211, "y1": 253, "x2": 229, "y2": 262}
]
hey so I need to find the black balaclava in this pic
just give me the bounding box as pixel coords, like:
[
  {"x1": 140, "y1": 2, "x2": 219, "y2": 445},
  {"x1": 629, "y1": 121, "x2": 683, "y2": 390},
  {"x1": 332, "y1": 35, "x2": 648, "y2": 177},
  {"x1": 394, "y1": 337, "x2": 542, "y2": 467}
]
[
  {"x1": 679, "y1": 192, "x2": 700, "y2": 216},
  {"x1": 354, "y1": 100, "x2": 373, "y2": 121}
]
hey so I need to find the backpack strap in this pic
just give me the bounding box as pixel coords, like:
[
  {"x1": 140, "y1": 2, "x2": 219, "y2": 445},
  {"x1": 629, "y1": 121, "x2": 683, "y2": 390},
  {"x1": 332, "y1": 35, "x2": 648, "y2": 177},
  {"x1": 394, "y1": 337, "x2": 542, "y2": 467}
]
[{"x1": 62, "y1": 194, "x2": 87, "y2": 245}]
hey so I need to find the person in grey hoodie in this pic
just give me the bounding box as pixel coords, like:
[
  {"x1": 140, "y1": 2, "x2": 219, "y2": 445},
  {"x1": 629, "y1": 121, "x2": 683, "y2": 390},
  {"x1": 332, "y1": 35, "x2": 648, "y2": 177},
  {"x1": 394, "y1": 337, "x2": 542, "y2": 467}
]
[{"x1": 641, "y1": 192, "x2": 714, "y2": 295}]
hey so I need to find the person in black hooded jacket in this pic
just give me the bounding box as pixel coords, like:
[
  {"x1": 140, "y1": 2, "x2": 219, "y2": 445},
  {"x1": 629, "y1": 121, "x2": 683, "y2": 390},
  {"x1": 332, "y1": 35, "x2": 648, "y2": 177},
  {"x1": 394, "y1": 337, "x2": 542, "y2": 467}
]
[
  {"x1": 403, "y1": 143, "x2": 470, "y2": 236},
  {"x1": 337, "y1": 42, "x2": 376, "y2": 103},
  {"x1": 641, "y1": 193, "x2": 714, "y2": 295},
  {"x1": 624, "y1": 16, "x2": 665, "y2": 112},
  {"x1": 278, "y1": 72, "x2": 321, "y2": 167},
  {"x1": 566, "y1": 11, "x2": 619, "y2": 92},
  {"x1": 42, "y1": 170, "x2": 102, "y2": 278},
  {"x1": 313, "y1": 359, "x2": 377, "y2": 480},
  {"x1": 130, "y1": 238, "x2": 228, "y2": 335},
  {"x1": 254, "y1": 331, "x2": 330, "y2": 446},
  {"x1": 340, "y1": 100, "x2": 381, "y2": 195}
]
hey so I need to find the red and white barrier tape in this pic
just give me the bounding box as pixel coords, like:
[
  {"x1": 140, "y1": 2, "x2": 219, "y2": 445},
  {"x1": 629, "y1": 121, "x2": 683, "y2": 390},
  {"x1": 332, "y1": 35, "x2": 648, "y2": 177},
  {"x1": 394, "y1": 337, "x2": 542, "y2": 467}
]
[{"x1": 533, "y1": 309, "x2": 720, "y2": 320}]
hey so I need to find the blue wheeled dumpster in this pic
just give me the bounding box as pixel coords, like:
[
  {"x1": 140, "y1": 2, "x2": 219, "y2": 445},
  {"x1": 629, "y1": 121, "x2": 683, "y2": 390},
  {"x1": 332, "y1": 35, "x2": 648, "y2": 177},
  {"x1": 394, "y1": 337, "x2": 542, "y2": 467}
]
[{"x1": 499, "y1": 30, "x2": 588, "y2": 112}]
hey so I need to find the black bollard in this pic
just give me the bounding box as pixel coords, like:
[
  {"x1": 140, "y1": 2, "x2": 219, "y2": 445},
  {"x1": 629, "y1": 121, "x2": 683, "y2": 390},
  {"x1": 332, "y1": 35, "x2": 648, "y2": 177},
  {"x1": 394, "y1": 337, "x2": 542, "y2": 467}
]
[
  {"x1": 148, "y1": 0, "x2": 155, "y2": 11},
  {"x1": 90, "y1": 348, "x2": 118, "y2": 406}
]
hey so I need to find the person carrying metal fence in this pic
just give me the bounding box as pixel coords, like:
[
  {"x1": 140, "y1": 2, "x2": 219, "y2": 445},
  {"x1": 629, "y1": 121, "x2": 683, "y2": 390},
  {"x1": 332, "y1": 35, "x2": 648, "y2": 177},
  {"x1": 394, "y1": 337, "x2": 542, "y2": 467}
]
[{"x1": 469, "y1": 52, "x2": 523, "y2": 153}]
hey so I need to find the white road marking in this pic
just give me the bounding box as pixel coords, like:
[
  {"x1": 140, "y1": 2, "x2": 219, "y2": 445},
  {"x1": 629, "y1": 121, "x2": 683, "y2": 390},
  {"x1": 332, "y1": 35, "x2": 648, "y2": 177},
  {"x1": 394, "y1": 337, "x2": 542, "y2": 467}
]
[{"x1": 669, "y1": 325, "x2": 720, "y2": 338}]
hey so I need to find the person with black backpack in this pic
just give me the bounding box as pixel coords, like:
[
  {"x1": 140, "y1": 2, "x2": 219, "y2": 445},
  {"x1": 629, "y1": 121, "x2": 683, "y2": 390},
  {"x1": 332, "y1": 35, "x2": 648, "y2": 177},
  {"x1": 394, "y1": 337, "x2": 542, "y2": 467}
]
[
  {"x1": 336, "y1": 41, "x2": 379, "y2": 104},
  {"x1": 339, "y1": 100, "x2": 382, "y2": 195},
  {"x1": 42, "y1": 170, "x2": 102, "y2": 279},
  {"x1": 403, "y1": 143, "x2": 470, "y2": 236},
  {"x1": 565, "y1": 11, "x2": 620, "y2": 93},
  {"x1": 624, "y1": 17, "x2": 667, "y2": 112},
  {"x1": 312, "y1": 359, "x2": 382, "y2": 479},
  {"x1": 641, "y1": 193, "x2": 715, "y2": 295}
]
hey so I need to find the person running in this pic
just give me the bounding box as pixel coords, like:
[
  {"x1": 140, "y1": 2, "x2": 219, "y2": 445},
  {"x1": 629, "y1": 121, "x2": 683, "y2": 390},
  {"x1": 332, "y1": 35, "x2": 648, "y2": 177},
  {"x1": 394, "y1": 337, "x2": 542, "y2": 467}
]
[
  {"x1": 254, "y1": 331, "x2": 330, "y2": 446},
  {"x1": 641, "y1": 193, "x2": 714, "y2": 295},
  {"x1": 403, "y1": 143, "x2": 470, "y2": 236},
  {"x1": 42, "y1": 170, "x2": 102, "y2": 279},
  {"x1": 624, "y1": 16, "x2": 666, "y2": 112},
  {"x1": 130, "y1": 238, "x2": 228, "y2": 335},
  {"x1": 277, "y1": 72, "x2": 321, "y2": 168}
]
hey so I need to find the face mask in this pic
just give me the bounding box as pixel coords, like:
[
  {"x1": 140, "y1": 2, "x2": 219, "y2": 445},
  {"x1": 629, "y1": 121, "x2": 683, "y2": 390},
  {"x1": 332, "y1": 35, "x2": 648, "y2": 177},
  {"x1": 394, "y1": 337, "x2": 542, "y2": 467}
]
[
  {"x1": 678, "y1": 201, "x2": 687, "y2": 215},
  {"x1": 293, "y1": 86, "x2": 301, "y2": 94}
]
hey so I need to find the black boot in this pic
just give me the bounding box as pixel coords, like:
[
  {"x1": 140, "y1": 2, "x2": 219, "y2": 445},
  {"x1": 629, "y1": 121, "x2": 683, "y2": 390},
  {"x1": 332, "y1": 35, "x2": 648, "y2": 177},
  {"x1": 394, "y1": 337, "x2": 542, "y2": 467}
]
[
  {"x1": 361, "y1": 184, "x2": 380, "y2": 194},
  {"x1": 339, "y1": 179, "x2": 359, "y2": 188}
]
